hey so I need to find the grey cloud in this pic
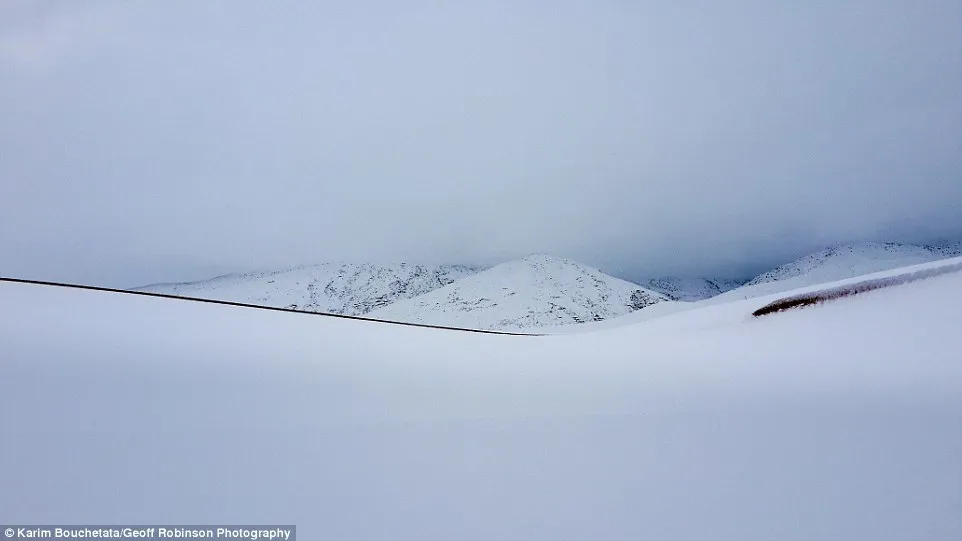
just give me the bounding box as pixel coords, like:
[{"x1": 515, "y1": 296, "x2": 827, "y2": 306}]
[{"x1": 2, "y1": 0, "x2": 960, "y2": 287}]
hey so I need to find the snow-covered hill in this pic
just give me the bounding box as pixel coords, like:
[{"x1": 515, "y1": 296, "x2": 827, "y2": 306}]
[
  {"x1": 368, "y1": 254, "x2": 667, "y2": 330},
  {"x1": 135, "y1": 263, "x2": 480, "y2": 315},
  {"x1": 645, "y1": 276, "x2": 746, "y2": 301},
  {"x1": 711, "y1": 242, "x2": 960, "y2": 302}
]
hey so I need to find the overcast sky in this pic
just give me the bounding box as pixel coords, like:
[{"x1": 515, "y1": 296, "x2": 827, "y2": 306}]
[{"x1": 2, "y1": 0, "x2": 960, "y2": 287}]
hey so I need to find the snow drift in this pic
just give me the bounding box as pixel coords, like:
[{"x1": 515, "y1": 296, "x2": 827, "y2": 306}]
[
  {"x1": 753, "y1": 258, "x2": 962, "y2": 316},
  {"x1": 715, "y1": 241, "x2": 959, "y2": 302}
]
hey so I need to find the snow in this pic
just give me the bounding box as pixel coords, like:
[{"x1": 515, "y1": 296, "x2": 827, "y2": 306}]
[
  {"x1": 2, "y1": 256, "x2": 961, "y2": 540},
  {"x1": 645, "y1": 276, "x2": 746, "y2": 301},
  {"x1": 714, "y1": 242, "x2": 959, "y2": 302},
  {"x1": 752, "y1": 258, "x2": 962, "y2": 316},
  {"x1": 134, "y1": 262, "x2": 479, "y2": 315},
  {"x1": 366, "y1": 254, "x2": 667, "y2": 330}
]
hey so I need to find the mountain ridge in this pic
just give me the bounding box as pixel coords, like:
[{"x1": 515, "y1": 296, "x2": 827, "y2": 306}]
[{"x1": 135, "y1": 262, "x2": 480, "y2": 316}]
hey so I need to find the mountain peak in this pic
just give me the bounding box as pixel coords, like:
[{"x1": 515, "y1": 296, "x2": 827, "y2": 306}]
[{"x1": 368, "y1": 255, "x2": 668, "y2": 331}]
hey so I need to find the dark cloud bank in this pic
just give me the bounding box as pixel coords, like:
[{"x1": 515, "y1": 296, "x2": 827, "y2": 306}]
[{"x1": 2, "y1": 0, "x2": 960, "y2": 287}]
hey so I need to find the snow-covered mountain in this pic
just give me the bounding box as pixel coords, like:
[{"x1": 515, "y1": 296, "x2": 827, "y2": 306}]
[
  {"x1": 367, "y1": 254, "x2": 668, "y2": 330},
  {"x1": 645, "y1": 277, "x2": 746, "y2": 301},
  {"x1": 712, "y1": 242, "x2": 960, "y2": 302},
  {"x1": 134, "y1": 263, "x2": 480, "y2": 315}
]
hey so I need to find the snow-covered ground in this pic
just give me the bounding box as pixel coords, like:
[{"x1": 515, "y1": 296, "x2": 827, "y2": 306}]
[
  {"x1": 367, "y1": 254, "x2": 667, "y2": 330},
  {"x1": 2, "y1": 256, "x2": 961, "y2": 540},
  {"x1": 135, "y1": 262, "x2": 479, "y2": 315},
  {"x1": 644, "y1": 276, "x2": 746, "y2": 301}
]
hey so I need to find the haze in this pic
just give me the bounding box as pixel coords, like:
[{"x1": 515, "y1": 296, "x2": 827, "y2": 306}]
[{"x1": 2, "y1": 0, "x2": 960, "y2": 287}]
